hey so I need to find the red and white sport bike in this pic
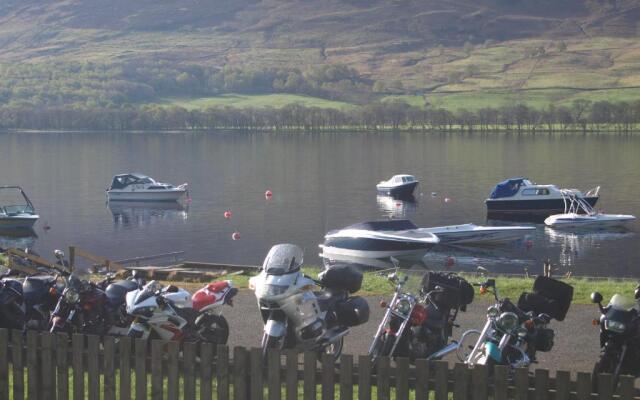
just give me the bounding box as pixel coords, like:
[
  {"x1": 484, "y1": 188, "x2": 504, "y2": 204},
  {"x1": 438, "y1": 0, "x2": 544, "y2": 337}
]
[{"x1": 126, "y1": 280, "x2": 237, "y2": 343}]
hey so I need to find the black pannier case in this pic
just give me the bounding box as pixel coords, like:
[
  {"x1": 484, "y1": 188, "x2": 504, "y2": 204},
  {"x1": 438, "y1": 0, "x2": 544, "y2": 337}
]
[
  {"x1": 319, "y1": 265, "x2": 363, "y2": 294},
  {"x1": 517, "y1": 276, "x2": 573, "y2": 321},
  {"x1": 421, "y1": 272, "x2": 474, "y2": 309},
  {"x1": 336, "y1": 296, "x2": 370, "y2": 327}
]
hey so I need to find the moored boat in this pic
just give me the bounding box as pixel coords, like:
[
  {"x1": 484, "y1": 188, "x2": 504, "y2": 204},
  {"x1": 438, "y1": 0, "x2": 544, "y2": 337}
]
[
  {"x1": 0, "y1": 186, "x2": 39, "y2": 230},
  {"x1": 544, "y1": 191, "x2": 635, "y2": 229},
  {"x1": 106, "y1": 173, "x2": 187, "y2": 202},
  {"x1": 376, "y1": 175, "x2": 419, "y2": 197}
]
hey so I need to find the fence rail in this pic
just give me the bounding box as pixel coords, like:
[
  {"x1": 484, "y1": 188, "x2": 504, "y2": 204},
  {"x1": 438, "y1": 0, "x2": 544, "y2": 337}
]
[{"x1": 0, "y1": 329, "x2": 638, "y2": 400}]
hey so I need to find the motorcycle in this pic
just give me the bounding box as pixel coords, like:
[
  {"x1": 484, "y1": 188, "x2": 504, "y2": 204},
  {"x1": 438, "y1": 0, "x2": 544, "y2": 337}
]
[
  {"x1": 98, "y1": 270, "x2": 147, "y2": 334},
  {"x1": 22, "y1": 274, "x2": 65, "y2": 330},
  {"x1": 126, "y1": 279, "x2": 236, "y2": 343},
  {"x1": 590, "y1": 285, "x2": 640, "y2": 389},
  {"x1": 369, "y1": 269, "x2": 473, "y2": 363},
  {"x1": 429, "y1": 276, "x2": 572, "y2": 370},
  {"x1": 249, "y1": 244, "x2": 370, "y2": 360},
  {"x1": 0, "y1": 266, "x2": 25, "y2": 330}
]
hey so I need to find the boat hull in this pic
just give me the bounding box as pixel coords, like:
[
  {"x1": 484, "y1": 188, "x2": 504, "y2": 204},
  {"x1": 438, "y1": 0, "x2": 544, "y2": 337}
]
[
  {"x1": 545, "y1": 214, "x2": 636, "y2": 229},
  {"x1": 107, "y1": 189, "x2": 186, "y2": 202},
  {"x1": 322, "y1": 236, "x2": 436, "y2": 259},
  {"x1": 376, "y1": 181, "x2": 419, "y2": 197},
  {"x1": 0, "y1": 215, "x2": 39, "y2": 229},
  {"x1": 422, "y1": 226, "x2": 535, "y2": 245},
  {"x1": 486, "y1": 196, "x2": 599, "y2": 216}
]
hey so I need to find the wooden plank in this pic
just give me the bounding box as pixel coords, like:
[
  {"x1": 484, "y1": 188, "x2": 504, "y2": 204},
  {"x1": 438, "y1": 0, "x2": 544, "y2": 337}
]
[
  {"x1": 414, "y1": 359, "x2": 429, "y2": 400},
  {"x1": 617, "y1": 376, "x2": 635, "y2": 400},
  {"x1": 357, "y1": 355, "x2": 371, "y2": 400},
  {"x1": 554, "y1": 370, "x2": 570, "y2": 400},
  {"x1": 434, "y1": 360, "x2": 449, "y2": 400},
  {"x1": 233, "y1": 347, "x2": 249, "y2": 400},
  {"x1": 250, "y1": 347, "x2": 264, "y2": 400},
  {"x1": 74, "y1": 247, "x2": 125, "y2": 271},
  {"x1": 321, "y1": 353, "x2": 334, "y2": 400},
  {"x1": 0, "y1": 329, "x2": 7, "y2": 400},
  {"x1": 72, "y1": 334, "x2": 84, "y2": 400},
  {"x1": 339, "y1": 354, "x2": 353, "y2": 400},
  {"x1": 268, "y1": 349, "x2": 282, "y2": 400},
  {"x1": 217, "y1": 345, "x2": 230, "y2": 400},
  {"x1": 151, "y1": 340, "x2": 164, "y2": 400},
  {"x1": 303, "y1": 351, "x2": 317, "y2": 400},
  {"x1": 11, "y1": 330, "x2": 24, "y2": 400},
  {"x1": 26, "y1": 330, "x2": 39, "y2": 400},
  {"x1": 135, "y1": 338, "x2": 147, "y2": 400},
  {"x1": 87, "y1": 335, "x2": 100, "y2": 400},
  {"x1": 103, "y1": 336, "x2": 116, "y2": 400},
  {"x1": 472, "y1": 364, "x2": 489, "y2": 400},
  {"x1": 6, "y1": 248, "x2": 54, "y2": 272},
  {"x1": 454, "y1": 363, "x2": 470, "y2": 400},
  {"x1": 184, "y1": 342, "x2": 197, "y2": 400},
  {"x1": 596, "y1": 374, "x2": 613, "y2": 400},
  {"x1": 167, "y1": 341, "x2": 179, "y2": 400},
  {"x1": 119, "y1": 337, "x2": 132, "y2": 400},
  {"x1": 285, "y1": 350, "x2": 298, "y2": 400},
  {"x1": 41, "y1": 332, "x2": 55, "y2": 398},
  {"x1": 534, "y1": 369, "x2": 549, "y2": 400},
  {"x1": 200, "y1": 342, "x2": 214, "y2": 400},
  {"x1": 395, "y1": 358, "x2": 409, "y2": 400},
  {"x1": 377, "y1": 357, "x2": 390, "y2": 400},
  {"x1": 576, "y1": 372, "x2": 592, "y2": 400},
  {"x1": 514, "y1": 368, "x2": 529, "y2": 400},
  {"x1": 56, "y1": 334, "x2": 69, "y2": 400}
]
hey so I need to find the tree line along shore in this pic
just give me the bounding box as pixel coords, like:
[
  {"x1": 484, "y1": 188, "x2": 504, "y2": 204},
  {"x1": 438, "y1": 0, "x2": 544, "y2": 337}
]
[{"x1": 1, "y1": 98, "x2": 639, "y2": 132}]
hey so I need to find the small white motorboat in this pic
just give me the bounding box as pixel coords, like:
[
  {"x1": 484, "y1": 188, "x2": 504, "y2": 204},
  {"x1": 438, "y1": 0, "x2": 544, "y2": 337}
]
[
  {"x1": 376, "y1": 175, "x2": 419, "y2": 197},
  {"x1": 0, "y1": 186, "x2": 39, "y2": 230},
  {"x1": 106, "y1": 173, "x2": 187, "y2": 202},
  {"x1": 421, "y1": 223, "x2": 535, "y2": 245},
  {"x1": 544, "y1": 190, "x2": 636, "y2": 229}
]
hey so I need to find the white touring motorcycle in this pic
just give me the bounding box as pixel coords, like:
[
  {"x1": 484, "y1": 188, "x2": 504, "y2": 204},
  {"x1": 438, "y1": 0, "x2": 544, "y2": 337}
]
[
  {"x1": 250, "y1": 244, "x2": 370, "y2": 359},
  {"x1": 126, "y1": 280, "x2": 237, "y2": 343}
]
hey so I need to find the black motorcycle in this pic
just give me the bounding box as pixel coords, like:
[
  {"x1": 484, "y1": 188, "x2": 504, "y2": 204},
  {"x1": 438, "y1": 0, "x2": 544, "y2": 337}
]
[
  {"x1": 368, "y1": 270, "x2": 473, "y2": 363},
  {"x1": 98, "y1": 270, "x2": 146, "y2": 334},
  {"x1": 0, "y1": 271, "x2": 25, "y2": 330},
  {"x1": 22, "y1": 274, "x2": 65, "y2": 330},
  {"x1": 591, "y1": 286, "x2": 640, "y2": 389}
]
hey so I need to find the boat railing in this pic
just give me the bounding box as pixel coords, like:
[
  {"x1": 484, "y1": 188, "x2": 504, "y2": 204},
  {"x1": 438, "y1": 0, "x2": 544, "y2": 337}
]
[
  {"x1": 585, "y1": 186, "x2": 601, "y2": 197},
  {"x1": 560, "y1": 189, "x2": 596, "y2": 215}
]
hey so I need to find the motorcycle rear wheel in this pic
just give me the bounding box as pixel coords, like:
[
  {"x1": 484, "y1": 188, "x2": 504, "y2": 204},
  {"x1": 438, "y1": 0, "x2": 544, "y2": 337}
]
[{"x1": 198, "y1": 315, "x2": 230, "y2": 345}]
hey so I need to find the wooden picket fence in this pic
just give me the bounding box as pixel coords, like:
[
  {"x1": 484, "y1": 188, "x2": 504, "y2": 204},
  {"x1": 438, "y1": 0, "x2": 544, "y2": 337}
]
[{"x1": 0, "y1": 329, "x2": 638, "y2": 400}]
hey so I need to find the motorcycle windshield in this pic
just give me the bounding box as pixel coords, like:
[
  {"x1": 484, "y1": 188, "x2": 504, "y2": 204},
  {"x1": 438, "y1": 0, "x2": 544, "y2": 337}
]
[
  {"x1": 608, "y1": 294, "x2": 638, "y2": 312},
  {"x1": 134, "y1": 281, "x2": 162, "y2": 304},
  {"x1": 262, "y1": 244, "x2": 304, "y2": 275}
]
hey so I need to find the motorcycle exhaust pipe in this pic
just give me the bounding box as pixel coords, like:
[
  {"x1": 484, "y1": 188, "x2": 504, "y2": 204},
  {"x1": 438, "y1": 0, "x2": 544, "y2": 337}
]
[{"x1": 427, "y1": 341, "x2": 460, "y2": 360}]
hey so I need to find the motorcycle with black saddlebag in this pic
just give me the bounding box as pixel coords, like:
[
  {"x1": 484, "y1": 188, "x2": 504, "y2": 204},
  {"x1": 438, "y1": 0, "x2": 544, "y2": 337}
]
[
  {"x1": 590, "y1": 285, "x2": 640, "y2": 390},
  {"x1": 369, "y1": 269, "x2": 473, "y2": 363},
  {"x1": 429, "y1": 276, "x2": 572, "y2": 370},
  {"x1": 250, "y1": 244, "x2": 370, "y2": 360}
]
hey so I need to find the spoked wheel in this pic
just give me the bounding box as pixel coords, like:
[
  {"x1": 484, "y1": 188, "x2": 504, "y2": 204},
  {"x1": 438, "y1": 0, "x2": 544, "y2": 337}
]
[
  {"x1": 198, "y1": 315, "x2": 230, "y2": 346},
  {"x1": 318, "y1": 337, "x2": 344, "y2": 362}
]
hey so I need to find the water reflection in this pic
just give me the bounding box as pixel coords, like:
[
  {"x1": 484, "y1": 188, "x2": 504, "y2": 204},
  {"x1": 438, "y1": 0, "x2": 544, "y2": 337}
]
[
  {"x1": 545, "y1": 227, "x2": 635, "y2": 268},
  {"x1": 0, "y1": 228, "x2": 37, "y2": 251},
  {"x1": 423, "y1": 244, "x2": 535, "y2": 273},
  {"x1": 376, "y1": 194, "x2": 417, "y2": 218},
  {"x1": 108, "y1": 201, "x2": 189, "y2": 229}
]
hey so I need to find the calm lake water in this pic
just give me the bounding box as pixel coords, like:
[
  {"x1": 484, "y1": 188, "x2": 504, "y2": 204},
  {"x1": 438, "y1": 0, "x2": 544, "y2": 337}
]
[{"x1": 1, "y1": 130, "x2": 638, "y2": 277}]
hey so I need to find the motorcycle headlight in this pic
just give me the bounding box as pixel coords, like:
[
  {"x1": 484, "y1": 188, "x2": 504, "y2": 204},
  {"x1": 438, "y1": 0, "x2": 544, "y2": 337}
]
[
  {"x1": 604, "y1": 319, "x2": 626, "y2": 333},
  {"x1": 131, "y1": 306, "x2": 155, "y2": 318},
  {"x1": 394, "y1": 299, "x2": 412, "y2": 315},
  {"x1": 64, "y1": 288, "x2": 80, "y2": 303},
  {"x1": 264, "y1": 284, "x2": 289, "y2": 297},
  {"x1": 497, "y1": 312, "x2": 519, "y2": 332},
  {"x1": 487, "y1": 306, "x2": 499, "y2": 319}
]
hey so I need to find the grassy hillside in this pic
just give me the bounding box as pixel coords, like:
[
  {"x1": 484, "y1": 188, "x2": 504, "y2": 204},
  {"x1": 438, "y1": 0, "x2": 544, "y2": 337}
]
[{"x1": 1, "y1": 0, "x2": 640, "y2": 111}]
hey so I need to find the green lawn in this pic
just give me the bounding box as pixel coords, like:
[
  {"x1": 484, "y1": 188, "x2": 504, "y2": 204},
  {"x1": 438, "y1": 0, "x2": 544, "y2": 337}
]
[{"x1": 154, "y1": 94, "x2": 354, "y2": 110}]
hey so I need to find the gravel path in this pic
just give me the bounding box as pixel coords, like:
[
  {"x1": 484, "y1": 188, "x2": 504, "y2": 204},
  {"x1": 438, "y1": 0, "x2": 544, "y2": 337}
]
[{"x1": 225, "y1": 291, "x2": 603, "y2": 374}]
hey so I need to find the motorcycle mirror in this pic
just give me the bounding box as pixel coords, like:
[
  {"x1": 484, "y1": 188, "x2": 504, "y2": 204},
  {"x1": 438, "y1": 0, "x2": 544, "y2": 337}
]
[
  {"x1": 387, "y1": 272, "x2": 397, "y2": 281},
  {"x1": 634, "y1": 285, "x2": 640, "y2": 300},
  {"x1": 590, "y1": 292, "x2": 603, "y2": 304},
  {"x1": 54, "y1": 249, "x2": 65, "y2": 260}
]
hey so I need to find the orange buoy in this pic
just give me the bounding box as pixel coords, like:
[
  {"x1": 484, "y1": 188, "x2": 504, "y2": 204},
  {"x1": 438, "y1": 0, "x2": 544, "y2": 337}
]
[
  {"x1": 396, "y1": 202, "x2": 402, "y2": 207},
  {"x1": 224, "y1": 210, "x2": 233, "y2": 219},
  {"x1": 444, "y1": 197, "x2": 451, "y2": 203},
  {"x1": 232, "y1": 232, "x2": 241, "y2": 241},
  {"x1": 265, "y1": 190, "x2": 273, "y2": 199}
]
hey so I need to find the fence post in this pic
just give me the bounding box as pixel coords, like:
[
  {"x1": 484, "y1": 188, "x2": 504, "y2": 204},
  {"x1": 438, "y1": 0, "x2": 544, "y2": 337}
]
[
  {"x1": 12, "y1": 330, "x2": 24, "y2": 400},
  {"x1": 135, "y1": 338, "x2": 147, "y2": 400},
  {"x1": 26, "y1": 330, "x2": 39, "y2": 400},
  {"x1": 514, "y1": 368, "x2": 529, "y2": 400},
  {"x1": 618, "y1": 376, "x2": 635, "y2": 400},
  {"x1": 576, "y1": 372, "x2": 592, "y2": 400},
  {"x1": 534, "y1": 369, "x2": 549, "y2": 400},
  {"x1": 357, "y1": 356, "x2": 371, "y2": 400},
  {"x1": 377, "y1": 357, "x2": 390, "y2": 400},
  {"x1": 285, "y1": 350, "x2": 298, "y2": 400},
  {"x1": 433, "y1": 360, "x2": 449, "y2": 400},
  {"x1": 217, "y1": 345, "x2": 230, "y2": 400},
  {"x1": 103, "y1": 336, "x2": 116, "y2": 400},
  {"x1": 118, "y1": 337, "x2": 132, "y2": 400},
  {"x1": 151, "y1": 340, "x2": 164, "y2": 400},
  {"x1": 167, "y1": 341, "x2": 179, "y2": 400},
  {"x1": 249, "y1": 347, "x2": 263, "y2": 400},
  {"x1": 41, "y1": 332, "x2": 55, "y2": 397},
  {"x1": 0, "y1": 329, "x2": 7, "y2": 400},
  {"x1": 339, "y1": 354, "x2": 353, "y2": 400},
  {"x1": 56, "y1": 333, "x2": 69, "y2": 400},
  {"x1": 233, "y1": 347, "x2": 249, "y2": 400},
  {"x1": 72, "y1": 334, "x2": 84, "y2": 400},
  {"x1": 414, "y1": 359, "x2": 429, "y2": 400},
  {"x1": 200, "y1": 342, "x2": 214, "y2": 400},
  {"x1": 184, "y1": 341, "x2": 197, "y2": 400},
  {"x1": 454, "y1": 363, "x2": 470, "y2": 400},
  {"x1": 321, "y1": 353, "x2": 334, "y2": 400},
  {"x1": 554, "y1": 370, "x2": 571, "y2": 400},
  {"x1": 395, "y1": 357, "x2": 409, "y2": 400},
  {"x1": 596, "y1": 373, "x2": 613, "y2": 400},
  {"x1": 87, "y1": 335, "x2": 100, "y2": 400},
  {"x1": 268, "y1": 349, "x2": 282, "y2": 400}
]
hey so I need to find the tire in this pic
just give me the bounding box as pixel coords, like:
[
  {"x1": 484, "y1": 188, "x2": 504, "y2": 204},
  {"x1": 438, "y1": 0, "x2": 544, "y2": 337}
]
[
  {"x1": 592, "y1": 350, "x2": 619, "y2": 393},
  {"x1": 261, "y1": 333, "x2": 284, "y2": 360},
  {"x1": 318, "y1": 337, "x2": 344, "y2": 362},
  {"x1": 198, "y1": 315, "x2": 230, "y2": 345}
]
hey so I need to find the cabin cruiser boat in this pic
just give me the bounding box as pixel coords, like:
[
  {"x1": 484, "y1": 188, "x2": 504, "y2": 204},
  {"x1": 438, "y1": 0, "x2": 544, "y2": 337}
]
[
  {"x1": 376, "y1": 175, "x2": 419, "y2": 197},
  {"x1": 485, "y1": 178, "x2": 599, "y2": 217},
  {"x1": 0, "y1": 186, "x2": 39, "y2": 229},
  {"x1": 544, "y1": 191, "x2": 635, "y2": 229},
  {"x1": 106, "y1": 174, "x2": 187, "y2": 202},
  {"x1": 421, "y1": 223, "x2": 535, "y2": 245},
  {"x1": 321, "y1": 220, "x2": 439, "y2": 258}
]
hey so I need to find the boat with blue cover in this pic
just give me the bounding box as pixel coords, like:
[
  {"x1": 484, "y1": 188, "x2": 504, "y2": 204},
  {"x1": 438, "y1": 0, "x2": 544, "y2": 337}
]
[{"x1": 485, "y1": 178, "x2": 600, "y2": 217}]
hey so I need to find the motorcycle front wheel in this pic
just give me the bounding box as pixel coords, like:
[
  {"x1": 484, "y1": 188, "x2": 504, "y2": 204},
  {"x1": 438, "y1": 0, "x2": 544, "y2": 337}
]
[
  {"x1": 198, "y1": 315, "x2": 230, "y2": 345},
  {"x1": 318, "y1": 337, "x2": 344, "y2": 362},
  {"x1": 262, "y1": 333, "x2": 285, "y2": 359},
  {"x1": 592, "y1": 350, "x2": 620, "y2": 392}
]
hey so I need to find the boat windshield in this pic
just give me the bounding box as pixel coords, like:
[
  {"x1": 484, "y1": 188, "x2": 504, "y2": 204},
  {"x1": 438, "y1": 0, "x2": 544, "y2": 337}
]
[
  {"x1": 0, "y1": 187, "x2": 35, "y2": 215},
  {"x1": 110, "y1": 174, "x2": 155, "y2": 189},
  {"x1": 489, "y1": 178, "x2": 526, "y2": 199},
  {"x1": 608, "y1": 294, "x2": 638, "y2": 312},
  {"x1": 402, "y1": 176, "x2": 414, "y2": 183}
]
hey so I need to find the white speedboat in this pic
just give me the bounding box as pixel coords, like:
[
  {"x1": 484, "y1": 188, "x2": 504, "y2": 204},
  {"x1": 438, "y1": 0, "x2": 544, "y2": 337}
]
[
  {"x1": 544, "y1": 191, "x2": 635, "y2": 229},
  {"x1": 322, "y1": 220, "x2": 439, "y2": 258},
  {"x1": 0, "y1": 186, "x2": 39, "y2": 229},
  {"x1": 376, "y1": 175, "x2": 419, "y2": 197},
  {"x1": 421, "y1": 223, "x2": 535, "y2": 245},
  {"x1": 106, "y1": 174, "x2": 187, "y2": 202}
]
